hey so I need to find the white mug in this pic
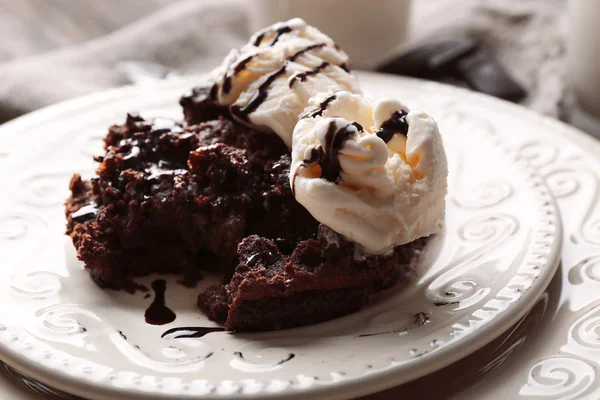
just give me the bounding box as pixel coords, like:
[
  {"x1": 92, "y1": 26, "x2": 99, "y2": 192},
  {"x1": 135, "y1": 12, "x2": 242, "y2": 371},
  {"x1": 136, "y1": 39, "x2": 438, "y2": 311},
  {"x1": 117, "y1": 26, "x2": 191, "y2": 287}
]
[
  {"x1": 247, "y1": 0, "x2": 412, "y2": 70},
  {"x1": 569, "y1": 0, "x2": 600, "y2": 118}
]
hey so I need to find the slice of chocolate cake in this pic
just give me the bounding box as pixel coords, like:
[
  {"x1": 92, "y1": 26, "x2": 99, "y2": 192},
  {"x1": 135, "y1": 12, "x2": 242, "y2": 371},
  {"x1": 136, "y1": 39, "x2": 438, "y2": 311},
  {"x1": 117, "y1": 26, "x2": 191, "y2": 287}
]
[
  {"x1": 200, "y1": 229, "x2": 425, "y2": 332},
  {"x1": 65, "y1": 109, "x2": 425, "y2": 331}
]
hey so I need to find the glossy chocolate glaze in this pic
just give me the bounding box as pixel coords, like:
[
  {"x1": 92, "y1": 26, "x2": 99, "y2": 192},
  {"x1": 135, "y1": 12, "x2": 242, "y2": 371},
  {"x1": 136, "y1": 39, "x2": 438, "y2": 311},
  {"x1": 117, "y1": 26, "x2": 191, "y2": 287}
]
[{"x1": 71, "y1": 204, "x2": 98, "y2": 223}]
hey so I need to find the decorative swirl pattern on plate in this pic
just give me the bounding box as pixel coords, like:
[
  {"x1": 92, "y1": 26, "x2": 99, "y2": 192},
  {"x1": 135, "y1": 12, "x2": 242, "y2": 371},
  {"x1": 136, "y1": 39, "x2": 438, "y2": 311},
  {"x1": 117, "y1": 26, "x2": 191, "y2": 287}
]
[
  {"x1": 568, "y1": 256, "x2": 600, "y2": 285},
  {"x1": 518, "y1": 141, "x2": 560, "y2": 169},
  {"x1": 10, "y1": 271, "x2": 62, "y2": 298},
  {"x1": 569, "y1": 304, "x2": 600, "y2": 350},
  {"x1": 452, "y1": 181, "x2": 513, "y2": 209},
  {"x1": 79, "y1": 134, "x2": 105, "y2": 157},
  {"x1": 430, "y1": 279, "x2": 491, "y2": 311},
  {"x1": 518, "y1": 142, "x2": 600, "y2": 245},
  {"x1": 545, "y1": 169, "x2": 581, "y2": 198},
  {"x1": 17, "y1": 173, "x2": 73, "y2": 207},
  {"x1": 519, "y1": 356, "x2": 596, "y2": 400},
  {"x1": 458, "y1": 213, "x2": 518, "y2": 243},
  {"x1": 427, "y1": 213, "x2": 518, "y2": 311},
  {"x1": 516, "y1": 141, "x2": 600, "y2": 397},
  {"x1": 230, "y1": 344, "x2": 296, "y2": 373},
  {"x1": 0, "y1": 214, "x2": 47, "y2": 241}
]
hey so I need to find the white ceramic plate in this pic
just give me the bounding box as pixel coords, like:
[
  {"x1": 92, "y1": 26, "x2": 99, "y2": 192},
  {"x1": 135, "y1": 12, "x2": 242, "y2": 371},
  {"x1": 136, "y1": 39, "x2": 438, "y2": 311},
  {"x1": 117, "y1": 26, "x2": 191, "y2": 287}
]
[{"x1": 0, "y1": 72, "x2": 561, "y2": 400}]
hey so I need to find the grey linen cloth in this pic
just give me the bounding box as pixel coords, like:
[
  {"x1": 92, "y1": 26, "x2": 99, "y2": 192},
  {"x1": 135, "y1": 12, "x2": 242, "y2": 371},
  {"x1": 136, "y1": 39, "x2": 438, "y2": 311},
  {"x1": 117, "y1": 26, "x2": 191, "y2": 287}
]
[{"x1": 0, "y1": 0, "x2": 567, "y2": 124}]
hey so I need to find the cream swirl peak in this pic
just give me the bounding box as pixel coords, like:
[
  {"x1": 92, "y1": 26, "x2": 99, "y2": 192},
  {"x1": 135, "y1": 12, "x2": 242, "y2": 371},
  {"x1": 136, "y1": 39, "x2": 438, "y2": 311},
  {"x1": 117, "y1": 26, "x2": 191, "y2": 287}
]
[
  {"x1": 207, "y1": 18, "x2": 358, "y2": 147},
  {"x1": 291, "y1": 92, "x2": 448, "y2": 255}
]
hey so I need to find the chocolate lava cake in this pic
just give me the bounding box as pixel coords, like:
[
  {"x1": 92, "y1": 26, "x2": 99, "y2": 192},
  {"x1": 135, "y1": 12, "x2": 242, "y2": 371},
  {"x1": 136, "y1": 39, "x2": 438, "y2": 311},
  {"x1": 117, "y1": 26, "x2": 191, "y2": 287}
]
[{"x1": 65, "y1": 87, "x2": 426, "y2": 332}]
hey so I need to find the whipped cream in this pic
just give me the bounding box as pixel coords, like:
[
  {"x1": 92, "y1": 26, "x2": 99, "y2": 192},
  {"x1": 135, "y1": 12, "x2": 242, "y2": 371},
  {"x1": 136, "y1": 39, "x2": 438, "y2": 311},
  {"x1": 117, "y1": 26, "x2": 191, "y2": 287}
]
[
  {"x1": 204, "y1": 19, "x2": 448, "y2": 254},
  {"x1": 291, "y1": 92, "x2": 448, "y2": 254},
  {"x1": 207, "y1": 18, "x2": 358, "y2": 147}
]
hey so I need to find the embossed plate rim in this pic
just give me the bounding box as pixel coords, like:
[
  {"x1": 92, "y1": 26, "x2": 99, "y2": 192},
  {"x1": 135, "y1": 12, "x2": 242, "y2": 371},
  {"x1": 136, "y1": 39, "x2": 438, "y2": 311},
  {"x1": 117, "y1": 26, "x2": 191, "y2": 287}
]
[{"x1": 0, "y1": 72, "x2": 562, "y2": 400}]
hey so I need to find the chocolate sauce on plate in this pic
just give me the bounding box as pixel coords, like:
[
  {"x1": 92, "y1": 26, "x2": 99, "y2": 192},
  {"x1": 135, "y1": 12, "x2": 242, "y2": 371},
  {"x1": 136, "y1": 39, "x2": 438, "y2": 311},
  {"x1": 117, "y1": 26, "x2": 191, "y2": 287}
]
[
  {"x1": 161, "y1": 326, "x2": 225, "y2": 339},
  {"x1": 144, "y1": 279, "x2": 176, "y2": 326}
]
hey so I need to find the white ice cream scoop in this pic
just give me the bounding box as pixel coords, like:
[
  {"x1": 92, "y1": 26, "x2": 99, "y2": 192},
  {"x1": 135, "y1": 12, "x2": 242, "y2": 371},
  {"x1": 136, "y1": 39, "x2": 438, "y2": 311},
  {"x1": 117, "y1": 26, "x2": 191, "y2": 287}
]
[{"x1": 291, "y1": 91, "x2": 448, "y2": 254}]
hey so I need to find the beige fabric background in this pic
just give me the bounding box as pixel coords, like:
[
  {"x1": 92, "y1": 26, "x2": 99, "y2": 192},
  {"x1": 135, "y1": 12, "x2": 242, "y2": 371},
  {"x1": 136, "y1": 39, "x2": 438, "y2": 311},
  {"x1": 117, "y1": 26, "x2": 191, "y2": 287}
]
[{"x1": 0, "y1": 0, "x2": 567, "y2": 123}]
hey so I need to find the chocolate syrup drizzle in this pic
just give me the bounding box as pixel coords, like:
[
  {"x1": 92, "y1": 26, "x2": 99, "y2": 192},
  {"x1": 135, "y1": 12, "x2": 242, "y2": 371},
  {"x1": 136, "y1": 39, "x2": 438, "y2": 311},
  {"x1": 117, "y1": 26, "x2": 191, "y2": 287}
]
[
  {"x1": 231, "y1": 64, "x2": 288, "y2": 119},
  {"x1": 302, "y1": 93, "x2": 338, "y2": 119},
  {"x1": 289, "y1": 43, "x2": 326, "y2": 62},
  {"x1": 252, "y1": 24, "x2": 293, "y2": 47},
  {"x1": 144, "y1": 279, "x2": 176, "y2": 326},
  {"x1": 161, "y1": 326, "x2": 225, "y2": 339},
  {"x1": 375, "y1": 110, "x2": 409, "y2": 143},
  {"x1": 339, "y1": 62, "x2": 351, "y2": 73},
  {"x1": 228, "y1": 39, "x2": 348, "y2": 120},
  {"x1": 223, "y1": 54, "x2": 254, "y2": 94},
  {"x1": 252, "y1": 32, "x2": 265, "y2": 46},
  {"x1": 289, "y1": 62, "x2": 330, "y2": 88},
  {"x1": 305, "y1": 119, "x2": 362, "y2": 183},
  {"x1": 269, "y1": 26, "x2": 292, "y2": 46}
]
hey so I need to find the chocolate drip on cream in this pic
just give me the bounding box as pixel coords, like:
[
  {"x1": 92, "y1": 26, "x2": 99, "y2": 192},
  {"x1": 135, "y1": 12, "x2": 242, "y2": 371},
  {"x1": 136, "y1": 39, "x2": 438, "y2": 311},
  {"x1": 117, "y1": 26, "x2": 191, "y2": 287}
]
[
  {"x1": 230, "y1": 43, "x2": 335, "y2": 119},
  {"x1": 269, "y1": 26, "x2": 292, "y2": 46},
  {"x1": 302, "y1": 94, "x2": 338, "y2": 119},
  {"x1": 289, "y1": 62, "x2": 330, "y2": 88},
  {"x1": 209, "y1": 83, "x2": 218, "y2": 99},
  {"x1": 288, "y1": 43, "x2": 326, "y2": 62},
  {"x1": 231, "y1": 65, "x2": 288, "y2": 119},
  {"x1": 252, "y1": 32, "x2": 265, "y2": 46},
  {"x1": 223, "y1": 55, "x2": 254, "y2": 94},
  {"x1": 252, "y1": 24, "x2": 293, "y2": 47},
  {"x1": 375, "y1": 110, "x2": 409, "y2": 143},
  {"x1": 305, "y1": 119, "x2": 361, "y2": 183}
]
